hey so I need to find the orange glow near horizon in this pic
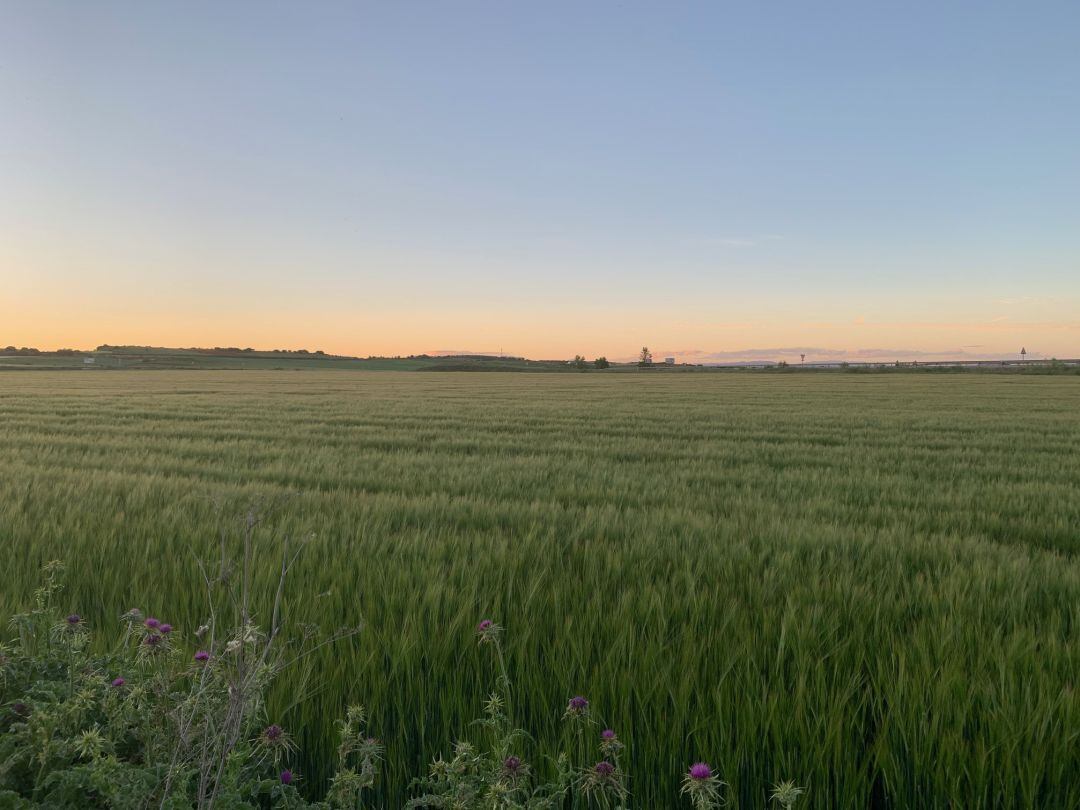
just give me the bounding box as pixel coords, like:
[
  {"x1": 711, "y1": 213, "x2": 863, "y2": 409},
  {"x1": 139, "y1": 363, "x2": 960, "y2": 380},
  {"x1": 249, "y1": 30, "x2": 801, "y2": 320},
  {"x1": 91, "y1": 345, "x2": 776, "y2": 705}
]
[{"x1": 5, "y1": 267, "x2": 1078, "y2": 363}]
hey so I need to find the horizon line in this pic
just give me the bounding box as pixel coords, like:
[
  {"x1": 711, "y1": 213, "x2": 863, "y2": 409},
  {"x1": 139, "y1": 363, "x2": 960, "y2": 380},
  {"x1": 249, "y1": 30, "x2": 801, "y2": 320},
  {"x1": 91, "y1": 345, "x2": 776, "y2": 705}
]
[{"x1": 3, "y1": 341, "x2": 1072, "y2": 366}]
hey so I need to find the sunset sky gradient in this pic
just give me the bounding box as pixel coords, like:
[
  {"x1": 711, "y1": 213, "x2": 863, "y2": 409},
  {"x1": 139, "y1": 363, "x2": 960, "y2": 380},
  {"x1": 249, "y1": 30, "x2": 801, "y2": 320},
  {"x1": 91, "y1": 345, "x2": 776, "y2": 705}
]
[{"x1": 3, "y1": 2, "x2": 1078, "y2": 362}]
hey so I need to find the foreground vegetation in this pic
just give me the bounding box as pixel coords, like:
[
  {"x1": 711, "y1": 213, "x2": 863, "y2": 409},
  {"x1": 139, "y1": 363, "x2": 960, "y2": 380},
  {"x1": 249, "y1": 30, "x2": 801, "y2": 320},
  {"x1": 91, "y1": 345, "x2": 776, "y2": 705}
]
[
  {"x1": 1, "y1": 372, "x2": 1078, "y2": 807},
  {"x1": 1, "y1": 559, "x2": 798, "y2": 808}
]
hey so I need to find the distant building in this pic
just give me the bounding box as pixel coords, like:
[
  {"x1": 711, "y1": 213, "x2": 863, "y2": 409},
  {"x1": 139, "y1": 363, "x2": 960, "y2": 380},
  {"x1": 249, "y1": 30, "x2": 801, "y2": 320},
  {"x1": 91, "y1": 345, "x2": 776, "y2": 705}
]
[
  {"x1": 83, "y1": 357, "x2": 96, "y2": 365},
  {"x1": 664, "y1": 357, "x2": 675, "y2": 365}
]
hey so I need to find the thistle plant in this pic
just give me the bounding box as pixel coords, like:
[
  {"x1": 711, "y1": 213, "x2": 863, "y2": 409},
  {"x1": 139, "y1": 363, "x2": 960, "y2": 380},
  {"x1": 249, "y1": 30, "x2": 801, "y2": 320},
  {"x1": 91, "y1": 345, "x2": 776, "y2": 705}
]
[
  {"x1": 680, "y1": 762, "x2": 727, "y2": 809},
  {"x1": 324, "y1": 704, "x2": 383, "y2": 806},
  {"x1": 579, "y1": 758, "x2": 628, "y2": 807},
  {"x1": 563, "y1": 695, "x2": 590, "y2": 721},
  {"x1": 257, "y1": 723, "x2": 298, "y2": 765},
  {"x1": 407, "y1": 619, "x2": 592, "y2": 809},
  {"x1": 770, "y1": 780, "x2": 806, "y2": 809},
  {"x1": 599, "y1": 729, "x2": 623, "y2": 759},
  {"x1": 0, "y1": 506, "x2": 365, "y2": 809},
  {"x1": 0, "y1": 524, "x2": 804, "y2": 809}
]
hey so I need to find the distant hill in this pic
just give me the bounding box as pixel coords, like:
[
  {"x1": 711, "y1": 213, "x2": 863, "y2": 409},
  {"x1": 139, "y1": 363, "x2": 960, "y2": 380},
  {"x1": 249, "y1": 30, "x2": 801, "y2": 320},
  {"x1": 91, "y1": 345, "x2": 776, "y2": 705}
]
[{"x1": 0, "y1": 345, "x2": 593, "y2": 372}]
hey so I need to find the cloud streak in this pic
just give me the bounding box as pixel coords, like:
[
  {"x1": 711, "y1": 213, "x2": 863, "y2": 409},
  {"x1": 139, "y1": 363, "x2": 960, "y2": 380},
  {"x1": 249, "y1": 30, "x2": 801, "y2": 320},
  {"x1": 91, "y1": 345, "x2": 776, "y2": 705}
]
[
  {"x1": 994, "y1": 296, "x2": 1061, "y2": 306},
  {"x1": 695, "y1": 234, "x2": 787, "y2": 248}
]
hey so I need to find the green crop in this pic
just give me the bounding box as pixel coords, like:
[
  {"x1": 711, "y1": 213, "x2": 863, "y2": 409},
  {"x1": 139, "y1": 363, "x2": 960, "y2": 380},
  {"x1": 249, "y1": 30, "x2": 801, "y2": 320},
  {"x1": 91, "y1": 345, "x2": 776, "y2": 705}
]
[{"x1": 1, "y1": 371, "x2": 1077, "y2": 808}]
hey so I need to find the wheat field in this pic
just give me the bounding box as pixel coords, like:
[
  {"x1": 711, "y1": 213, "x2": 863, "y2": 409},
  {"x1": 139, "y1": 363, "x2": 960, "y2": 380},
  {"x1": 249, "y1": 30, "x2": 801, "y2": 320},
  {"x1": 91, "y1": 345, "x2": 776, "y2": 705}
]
[{"x1": 1, "y1": 371, "x2": 1077, "y2": 808}]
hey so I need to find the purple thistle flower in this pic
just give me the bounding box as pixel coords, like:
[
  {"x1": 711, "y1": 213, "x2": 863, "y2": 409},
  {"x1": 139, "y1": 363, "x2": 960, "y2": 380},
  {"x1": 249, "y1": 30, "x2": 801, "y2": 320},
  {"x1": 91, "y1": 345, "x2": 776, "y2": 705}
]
[
  {"x1": 145, "y1": 617, "x2": 161, "y2": 630},
  {"x1": 111, "y1": 677, "x2": 126, "y2": 688},
  {"x1": 194, "y1": 650, "x2": 210, "y2": 662},
  {"x1": 594, "y1": 761, "x2": 616, "y2": 777},
  {"x1": 601, "y1": 728, "x2": 617, "y2": 741},
  {"x1": 280, "y1": 769, "x2": 293, "y2": 785},
  {"x1": 568, "y1": 695, "x2": 589, "y2": 712},
  {"x1": 66, "y1": 614, "x2": 82, "y2": 625},
  {"x1": 503, "y1": 755, "x2": 522, "y2": 774},
  {"x1": 159, "y1": 623, "x2": 173, "y2": 634},
  {"x1": 258, "y1": 723, "x2": 295, "y2": 752},
  {"x1": 143, "y1": 633, "x2": 162, "y2": 646},
  {"x1": 689, "y1": 762, "x2": 713, "y2": 781},
  {"x1": 10, "y1": 702, "x2": 29, "y2": 717},
  {"x1": 475, "y1": 618, "x2": 502, "y2": 645}
]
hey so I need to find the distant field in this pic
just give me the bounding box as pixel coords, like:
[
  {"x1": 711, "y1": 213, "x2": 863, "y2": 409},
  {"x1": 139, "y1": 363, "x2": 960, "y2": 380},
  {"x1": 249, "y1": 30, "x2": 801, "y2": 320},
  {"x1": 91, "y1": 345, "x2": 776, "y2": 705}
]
[{"x1": 1, "y1": 371, "x2": 1077, "y2": 808}]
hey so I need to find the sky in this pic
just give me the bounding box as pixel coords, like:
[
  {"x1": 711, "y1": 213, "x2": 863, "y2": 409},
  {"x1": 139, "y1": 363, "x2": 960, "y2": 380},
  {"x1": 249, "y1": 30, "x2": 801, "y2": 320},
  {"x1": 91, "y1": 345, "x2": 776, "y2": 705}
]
[{"x1": 2, "y1": 2, "x2": 1078, "y2": 362}]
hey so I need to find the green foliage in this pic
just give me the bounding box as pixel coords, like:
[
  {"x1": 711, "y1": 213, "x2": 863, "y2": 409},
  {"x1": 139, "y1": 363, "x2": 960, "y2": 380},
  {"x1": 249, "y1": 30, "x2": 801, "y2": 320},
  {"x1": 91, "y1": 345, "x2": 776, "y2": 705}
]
[
  {"x1": 1, "y1": 372, "x2": 1079, "y2": 807},
  {"x1": 407, "y1": 623, "x2": 628, "y2": 809},
  {"x1": 0, "y1": 556, "x2": 376, "y2": 809},
  {"x1": 770, "y1": 780, "x2": 805, "y2": 809},
  {"x1": 593, "y1": 357, "x2": 609, "y2": 370},
  {"x1": 2, "y1": 568, "x2": 786, "y2": 808}
]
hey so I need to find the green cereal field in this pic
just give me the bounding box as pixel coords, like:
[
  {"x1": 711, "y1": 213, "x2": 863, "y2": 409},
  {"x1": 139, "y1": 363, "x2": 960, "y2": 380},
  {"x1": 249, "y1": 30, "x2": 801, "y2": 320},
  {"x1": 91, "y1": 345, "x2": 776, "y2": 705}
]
[{"x1": 1, "y1": 371, "x2": 1077, "y2": 808}]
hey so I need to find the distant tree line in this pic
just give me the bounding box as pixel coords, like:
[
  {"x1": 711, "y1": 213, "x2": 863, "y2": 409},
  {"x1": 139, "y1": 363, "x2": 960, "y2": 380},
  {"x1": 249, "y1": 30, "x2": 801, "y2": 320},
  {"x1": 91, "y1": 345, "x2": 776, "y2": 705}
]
[
  {"x1": 569, "y1": 355, "x2": 610, "y2": 370},
  {"x1": 93, "y1": 345, "x2": 328, "y2": 356},
  {"x1": 188, "y1": 347, "x2": 326, "y2": 355},
  {"x1": 2, "y1": 346, "x2": 81, "y2": 356}
]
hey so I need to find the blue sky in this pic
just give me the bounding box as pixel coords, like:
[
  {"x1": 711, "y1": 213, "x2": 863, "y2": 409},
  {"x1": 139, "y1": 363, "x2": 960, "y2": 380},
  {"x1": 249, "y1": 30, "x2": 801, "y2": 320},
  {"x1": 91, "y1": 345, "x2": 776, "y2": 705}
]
[{"x1": 2, "y1": 1, "x2": 1078, "y2": 360}]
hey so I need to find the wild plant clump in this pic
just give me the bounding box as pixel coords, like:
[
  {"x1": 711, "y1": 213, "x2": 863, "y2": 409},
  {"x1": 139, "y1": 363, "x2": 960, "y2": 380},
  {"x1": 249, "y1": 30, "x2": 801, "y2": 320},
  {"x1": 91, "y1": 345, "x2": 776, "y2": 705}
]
[
  {"x1": 0, "y1": 555, "x2": 374, "y2": 809},
  {"x1": 0, "y1": 556, "x2": 803, "y2": 808},
  {"x1": 405, "y1": 619, "x2": 631, "y2": 809}
]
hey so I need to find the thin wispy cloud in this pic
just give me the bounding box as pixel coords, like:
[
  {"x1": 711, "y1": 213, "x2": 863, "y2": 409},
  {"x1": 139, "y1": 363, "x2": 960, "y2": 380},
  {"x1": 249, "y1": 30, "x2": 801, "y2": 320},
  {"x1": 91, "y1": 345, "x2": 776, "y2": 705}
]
[
  {"x1": 802, "y1": 316, "x2": 1079, "y2": 333},
  {"x1": 695, "y1": 234, "x2": 787, "y2": 249},
  {"x1": 892, "y1": 319, "x2": 1080, "y2": 333},
  {"x1": 994, "y1": 296, "x2": 1061, "y2": 306}
]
